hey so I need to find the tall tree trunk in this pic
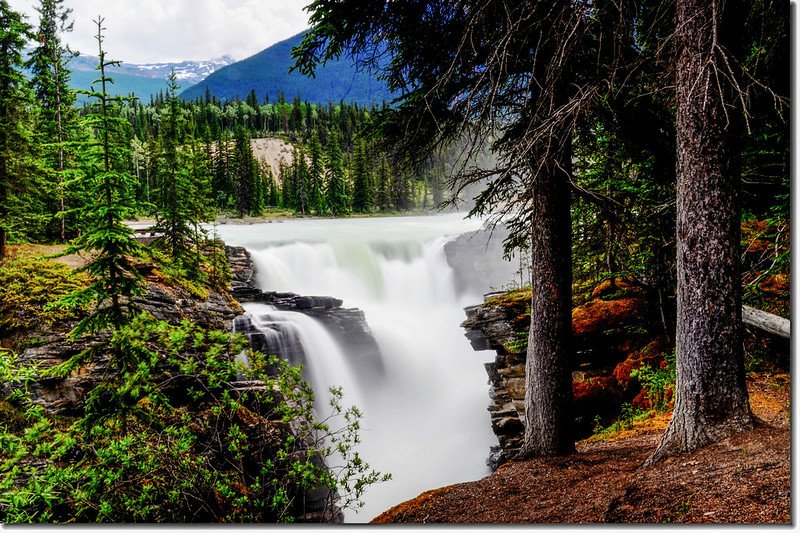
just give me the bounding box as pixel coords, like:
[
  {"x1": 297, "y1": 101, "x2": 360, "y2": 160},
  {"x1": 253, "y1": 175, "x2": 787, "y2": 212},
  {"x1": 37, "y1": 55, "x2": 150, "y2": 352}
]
[
  {"x1": 647, "y1": 0, "x2": 755, "y2": 464},
  {"x1": 519, "y1": 139, "x2": 574, "y2": 457}
]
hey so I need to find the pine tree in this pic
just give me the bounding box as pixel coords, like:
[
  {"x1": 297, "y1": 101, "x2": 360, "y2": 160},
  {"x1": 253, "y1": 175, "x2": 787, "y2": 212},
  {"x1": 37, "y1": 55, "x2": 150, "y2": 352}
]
[
  {"x1": 152, "y1": 71, "x2": 196, "y2": 272},
  {"x1": 308, "y1": 131, "x2": 326, "y2": 214},
  {"x1": 61, "y1": 18, "x2": 145, "y2": 334},
  {"x1": 26, "y1": 0, "x2": 76, "y2": 242},
  {"x1": 325, "y1": 129, "x2": 349, "y2": 216},
  {"x1": 0, "y1": 1, "x2": 36, "y2": 260},
  {"x1": 351, "y1": 137, "x2": 373, "y2": 213},
  {"x1": 265, "y1": 166, "x2": 280, "y2": 207},
  {"x1": 233, "y1": 125, "x2": 255, "y2": 217},
  {"x1": 376, "y1": 155, "x2": 391, "y2": 211},
  {"x1": 294, "y1": 148, "x2": 310, "y2": 214}
]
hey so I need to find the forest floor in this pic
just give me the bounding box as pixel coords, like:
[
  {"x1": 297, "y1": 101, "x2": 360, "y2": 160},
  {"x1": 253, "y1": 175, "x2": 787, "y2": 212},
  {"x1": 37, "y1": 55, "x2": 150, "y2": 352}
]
[{"x1": 372, "y1": 372, "x2": 790, "y2": 524}]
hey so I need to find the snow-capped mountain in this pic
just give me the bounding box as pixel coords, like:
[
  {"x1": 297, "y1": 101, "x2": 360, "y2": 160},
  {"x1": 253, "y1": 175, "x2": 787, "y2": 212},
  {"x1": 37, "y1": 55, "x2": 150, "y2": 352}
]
[{"x1": 67, "y1": 54, "x2": 236, "y2": 87}]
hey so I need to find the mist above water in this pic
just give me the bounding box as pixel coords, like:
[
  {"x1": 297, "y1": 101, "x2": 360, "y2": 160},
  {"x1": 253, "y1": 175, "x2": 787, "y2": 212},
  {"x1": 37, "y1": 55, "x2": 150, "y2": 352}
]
[{"x1": 218, "y1": 214, "x2": 500, "y2": 522}]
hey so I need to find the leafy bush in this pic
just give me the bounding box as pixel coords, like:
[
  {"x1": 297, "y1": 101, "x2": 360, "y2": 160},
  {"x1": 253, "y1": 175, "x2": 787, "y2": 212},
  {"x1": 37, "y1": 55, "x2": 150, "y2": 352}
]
[
  {"x1": 0, "y1": 315, "x2": 388, "y2": 523},
  {"x1": 630, "y1": 351, "x2": 676, "y2": 413}
]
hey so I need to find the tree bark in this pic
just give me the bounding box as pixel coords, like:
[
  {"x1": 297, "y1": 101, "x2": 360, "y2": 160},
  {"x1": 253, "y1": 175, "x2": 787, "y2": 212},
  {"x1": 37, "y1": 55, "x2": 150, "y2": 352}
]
[
  {"x1": 519, "y1": 140, "x2": 574, "y2": 457},
  {"x1": 647, "y1": 0, "x2": 755, "y2": 465}
]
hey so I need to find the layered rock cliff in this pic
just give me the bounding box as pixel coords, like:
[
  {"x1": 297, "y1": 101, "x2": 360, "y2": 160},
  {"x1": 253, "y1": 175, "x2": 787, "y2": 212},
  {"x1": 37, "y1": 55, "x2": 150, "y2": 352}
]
[{"x1": 462, "y1": 280, "x2": 668, "y2": 469}]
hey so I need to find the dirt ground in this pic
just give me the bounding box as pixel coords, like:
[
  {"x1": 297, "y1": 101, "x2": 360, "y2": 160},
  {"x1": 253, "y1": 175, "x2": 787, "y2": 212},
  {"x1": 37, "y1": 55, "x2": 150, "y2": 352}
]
[{"x1": 372, "y1": 372, "x2": 790, "y2": 524}]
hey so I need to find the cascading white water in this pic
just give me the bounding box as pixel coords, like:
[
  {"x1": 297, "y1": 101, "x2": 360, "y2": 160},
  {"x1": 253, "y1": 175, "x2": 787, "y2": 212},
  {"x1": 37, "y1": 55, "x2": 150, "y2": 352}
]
[{"x1": 218, "y1": 214, "x2": 499, "y2": 522}]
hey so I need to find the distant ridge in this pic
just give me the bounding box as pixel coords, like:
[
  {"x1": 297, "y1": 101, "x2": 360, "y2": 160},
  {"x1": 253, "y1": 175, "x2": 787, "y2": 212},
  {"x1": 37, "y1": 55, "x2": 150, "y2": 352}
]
[{"x1": 180, "y1": 32, "x2": 394, "y2": 106}]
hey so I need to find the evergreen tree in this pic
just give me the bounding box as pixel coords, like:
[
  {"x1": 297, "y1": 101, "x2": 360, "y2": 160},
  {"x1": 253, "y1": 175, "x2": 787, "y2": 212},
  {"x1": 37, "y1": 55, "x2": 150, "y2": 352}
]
[
  {"x1": 62, "y1": 18, "x2": 145, "y2": 334},
  {"x1": 308, "y1": 131, "x2": 326, "y2": 214},
  {"x1": 249, "y1": 158, "x2": 265, "y2": 216},
  {"x1": 351, "y1": 137, "x2": 373, "y2": 213},
  {"x1": 266, "y1": 166, "x2": 280, "y2": 207},
  {"x1": 325, "y1": 129, "x2": 349, "y2": 216},
  {"x1": 184, "y1": 116, "x2": 214, "y2": 275},
  {"x1": 0, "y1": 1, "x2": 36, "y2": 260},
  {"x1": 213, "y1": 129, "x2": 233, "y2": 209},
  {"x1": 152, "y1": 71, "x2": 196, "y2": 272},
  {"x1": 233, "y1": 125, "x2": 254, "y2": 217},
  {"x1": 294, "y1": 148, "x2": 310, "y2": 214},
  {"x1": 375, "y1": 154, "x2": 391, "y2": 211},
  {"x1": 26, "y1": 0, "x2": 76, "y2": 242}
]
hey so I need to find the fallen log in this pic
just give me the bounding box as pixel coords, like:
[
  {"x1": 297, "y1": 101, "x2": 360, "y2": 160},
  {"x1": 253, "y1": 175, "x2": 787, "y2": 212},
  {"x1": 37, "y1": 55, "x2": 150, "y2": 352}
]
[{"x1": 742, "y1": 305, "x2": 790, "y2": 339}]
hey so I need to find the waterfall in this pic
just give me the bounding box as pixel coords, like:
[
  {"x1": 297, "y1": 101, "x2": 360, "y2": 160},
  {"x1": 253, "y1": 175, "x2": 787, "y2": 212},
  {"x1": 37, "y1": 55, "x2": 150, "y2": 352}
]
[{"x1": 218, "y1": 214, "x2": 498, "y2": 522}]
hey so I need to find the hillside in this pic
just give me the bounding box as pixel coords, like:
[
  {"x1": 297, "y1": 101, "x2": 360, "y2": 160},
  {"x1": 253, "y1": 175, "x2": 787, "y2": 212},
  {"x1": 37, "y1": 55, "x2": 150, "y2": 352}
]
[{"x1": 180, "y1": 32, "x2": 394, "y2": 105}]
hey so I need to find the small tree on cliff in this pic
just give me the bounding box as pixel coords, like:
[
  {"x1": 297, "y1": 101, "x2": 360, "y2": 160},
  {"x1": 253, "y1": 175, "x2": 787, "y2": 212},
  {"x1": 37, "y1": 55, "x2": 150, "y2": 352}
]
[{"x1": 60, "y1": 18, "x2": 145, "y2": 336}]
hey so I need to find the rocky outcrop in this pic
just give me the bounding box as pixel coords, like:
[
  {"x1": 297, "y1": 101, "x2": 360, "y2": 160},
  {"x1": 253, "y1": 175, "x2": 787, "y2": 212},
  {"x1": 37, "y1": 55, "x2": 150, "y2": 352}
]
[
  {"x1": 462, "y1": 280, "x2": 666, "y2": 469},
  {"x1": 227, "y1": 246, "x2": 382, "y2": 374}
]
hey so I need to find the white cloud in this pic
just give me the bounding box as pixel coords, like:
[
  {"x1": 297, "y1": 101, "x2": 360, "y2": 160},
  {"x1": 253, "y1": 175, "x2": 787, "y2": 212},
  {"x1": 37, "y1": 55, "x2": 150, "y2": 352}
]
[{"x1": 8, "y1": 0, "x2": 310, "y2": 63}]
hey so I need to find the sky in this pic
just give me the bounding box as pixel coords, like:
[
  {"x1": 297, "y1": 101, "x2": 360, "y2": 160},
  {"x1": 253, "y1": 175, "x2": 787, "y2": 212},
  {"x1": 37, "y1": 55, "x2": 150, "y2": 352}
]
[{"x1": 8, "y1": 0, "x2": 311, "y2": 64}]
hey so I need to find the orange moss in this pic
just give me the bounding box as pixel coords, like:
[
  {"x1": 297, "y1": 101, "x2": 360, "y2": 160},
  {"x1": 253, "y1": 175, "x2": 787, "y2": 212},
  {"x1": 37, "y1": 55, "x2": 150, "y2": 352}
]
[
  {"x1": 572, "y1": 296, "x2": 646, "y2": 337},
  {"x1": 573, "y1": 376, "x2": 623, "y2": 405},
  {"x1": 371, "y1": 486, "x2": 455, "y2": 524},
  {"x1": 590, "y1": 277, "x2": 638, "y2": 299}
]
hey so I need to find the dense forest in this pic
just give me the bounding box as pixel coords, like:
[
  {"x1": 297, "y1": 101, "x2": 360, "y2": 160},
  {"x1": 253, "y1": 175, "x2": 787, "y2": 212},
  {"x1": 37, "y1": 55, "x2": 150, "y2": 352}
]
[{"x1": 0, "y1": 0, "x2": 790, "y2": 525}]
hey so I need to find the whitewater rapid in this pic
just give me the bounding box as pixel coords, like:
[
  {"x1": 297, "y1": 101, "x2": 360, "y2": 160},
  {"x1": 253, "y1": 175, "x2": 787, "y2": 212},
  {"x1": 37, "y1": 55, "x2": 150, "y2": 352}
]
[{"x1": 217, "y1": 214, "x2": 499, "y2": 522}]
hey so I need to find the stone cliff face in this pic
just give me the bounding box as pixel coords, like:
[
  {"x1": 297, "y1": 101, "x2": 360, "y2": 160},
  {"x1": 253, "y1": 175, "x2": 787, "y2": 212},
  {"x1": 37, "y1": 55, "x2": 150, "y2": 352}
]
[{"x1": 462, "y1": 281, "x2": 667, "y2": 469}]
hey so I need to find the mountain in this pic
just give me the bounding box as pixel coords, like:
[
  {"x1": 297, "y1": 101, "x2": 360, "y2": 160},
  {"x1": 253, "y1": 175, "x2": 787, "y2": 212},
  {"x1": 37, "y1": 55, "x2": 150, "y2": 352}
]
[
  {"x1": 180, "y1": 32, "x2": 394, "y2": 106},
  {"x1": 68, "y1": 54, "x2": 235, "y2": 87},
  {"x1": 26, "y1": 52, "x2": 235, "y2": 104}
]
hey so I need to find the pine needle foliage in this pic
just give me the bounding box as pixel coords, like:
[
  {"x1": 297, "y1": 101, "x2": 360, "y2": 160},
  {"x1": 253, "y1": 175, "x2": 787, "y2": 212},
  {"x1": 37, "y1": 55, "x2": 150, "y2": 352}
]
[{"x1": 58, "y1": 18, "x2": 145, "y2": 336}]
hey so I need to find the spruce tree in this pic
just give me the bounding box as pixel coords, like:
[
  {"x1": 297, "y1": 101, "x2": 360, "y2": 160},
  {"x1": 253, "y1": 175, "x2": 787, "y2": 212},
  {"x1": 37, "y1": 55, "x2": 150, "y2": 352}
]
[
  {"x1": 351, "y1": 137, "x2": 373, "y2": 213},
  {"x1": 308, "y1": 131, "x2": 326, "y2": 214},
  {"x1": 62, "y1": 18, "x2": 145, "y2": 334},
  {"x1": 0, "y1": 1, "x2": 36, "y2": 260},
  {"x1": 26, "y1": 0, "x2": 76, "y2": 242},
  {"x1": 294, "y1": 148, "x2": 310, "y2": 214},
  {"x1": 152, "y1": 71, "x2": 196, "y2": 272},
  {"x1": 325, "y1": 129, "x2": 349, "y2": 216},
  {"x1": 233, "y1": 125, "x2": 254, "y2": 217},
  {"x1": 184, "y1": 115, "x2": 214, "y2": 276},
  {"x1": 376, "y1": 154, "x2": 391, "y2": 211}
]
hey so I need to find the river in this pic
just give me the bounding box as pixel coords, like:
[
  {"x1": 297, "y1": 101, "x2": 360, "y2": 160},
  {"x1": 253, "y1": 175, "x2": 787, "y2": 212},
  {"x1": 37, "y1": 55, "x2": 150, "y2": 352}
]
[{"x1": 216, "y1": 213, "x2": 504, "y2": 522}]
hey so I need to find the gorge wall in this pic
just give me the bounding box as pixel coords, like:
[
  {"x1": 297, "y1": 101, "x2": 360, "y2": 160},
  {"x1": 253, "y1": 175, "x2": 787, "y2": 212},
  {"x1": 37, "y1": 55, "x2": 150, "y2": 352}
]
[{"x1": 462, "y1": 280, "x2": 668, "y2": 469}]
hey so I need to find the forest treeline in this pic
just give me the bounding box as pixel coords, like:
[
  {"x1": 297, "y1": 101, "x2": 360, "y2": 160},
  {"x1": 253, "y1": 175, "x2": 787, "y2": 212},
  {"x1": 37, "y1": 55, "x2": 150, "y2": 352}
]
[{"x1": 0, "y1": 2, "x2": 452, "y2": 261}]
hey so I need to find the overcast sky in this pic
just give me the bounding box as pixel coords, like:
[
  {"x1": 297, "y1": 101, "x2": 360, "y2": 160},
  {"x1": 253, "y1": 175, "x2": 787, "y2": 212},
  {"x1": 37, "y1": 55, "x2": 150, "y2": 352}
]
[{"x1": 8, "y1": 0, "x2": 311, "y2": 64}]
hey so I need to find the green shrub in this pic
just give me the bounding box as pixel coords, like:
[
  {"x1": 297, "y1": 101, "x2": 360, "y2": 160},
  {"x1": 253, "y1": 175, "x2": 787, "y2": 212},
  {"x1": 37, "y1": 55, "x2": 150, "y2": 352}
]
[
  {"x1": 631, "y1": 351, "x2": 676, "y2": 413},
  {"x1": 0, "y1": 257, "x2": 89, "y2": 341},
  {"x1": 0, "y1": 315, "x2": 388, "y2": 523}
]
